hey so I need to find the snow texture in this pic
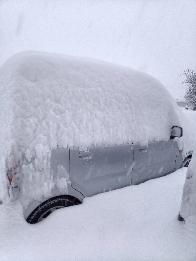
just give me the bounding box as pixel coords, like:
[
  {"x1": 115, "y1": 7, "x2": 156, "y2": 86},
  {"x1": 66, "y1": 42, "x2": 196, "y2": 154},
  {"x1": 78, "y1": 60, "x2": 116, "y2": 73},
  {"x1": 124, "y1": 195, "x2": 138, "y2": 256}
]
[
  {"x1": 180, "y1": 110, "x2": 196, "y2": 221},
  {"x1": 181, "y1": 110, "x2": 196, "y2": 156},
  {"x1": 0, "y1": 169, "x2": 196, "y2": 261},
  {"x1": 0, "y1": 51, "x2": 181, "y2": 202},
  {"x1": 0, "y1": 51, "x2": 181, "y2": 147},
  {"x1": 180, "y1": 153, "x2": 196, "y2": 220}
]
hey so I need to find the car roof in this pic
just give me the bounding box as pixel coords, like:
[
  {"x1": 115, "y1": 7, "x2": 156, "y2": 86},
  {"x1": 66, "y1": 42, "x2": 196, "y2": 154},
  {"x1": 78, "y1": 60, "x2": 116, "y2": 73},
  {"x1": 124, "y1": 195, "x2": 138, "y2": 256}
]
[{"x1": 0, "y1": 51, "x2": 180, "y2": 149}]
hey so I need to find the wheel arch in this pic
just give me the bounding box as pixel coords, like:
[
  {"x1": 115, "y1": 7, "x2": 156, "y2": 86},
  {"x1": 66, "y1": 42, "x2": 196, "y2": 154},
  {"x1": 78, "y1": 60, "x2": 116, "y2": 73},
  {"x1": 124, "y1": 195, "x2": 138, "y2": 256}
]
[
  {"x1": 23, "y1": 183, "x2": 84, "y2": 222},
  {"x1": 182, "y1": 154, "x2": 192, "y2": 167},
  {"x1": 26, "y1": 194, "x2": 82, "y2": 224}
]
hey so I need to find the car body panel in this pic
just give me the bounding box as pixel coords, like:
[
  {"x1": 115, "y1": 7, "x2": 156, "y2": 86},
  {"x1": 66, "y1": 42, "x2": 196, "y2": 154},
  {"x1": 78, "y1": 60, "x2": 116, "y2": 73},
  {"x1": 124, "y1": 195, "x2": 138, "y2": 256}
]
[
  {"x1": 69, "y1": 139, "x2": 183, "y2": 196},
  {"x1": 70, "y1": 144, "x2": 134, "y2": 196},
  {"x1": 132, "y1": 140, "x2": 182, "y2": 185},
  {"x1": 23, "y1": 138, "x2": 183, "y2": 219}
]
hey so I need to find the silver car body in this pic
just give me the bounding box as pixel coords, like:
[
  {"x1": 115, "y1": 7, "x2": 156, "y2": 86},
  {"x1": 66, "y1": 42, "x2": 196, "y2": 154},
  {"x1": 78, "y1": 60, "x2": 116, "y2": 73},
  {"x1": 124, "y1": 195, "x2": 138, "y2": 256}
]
[{"x1": 23, "y1": 139, "x2": 183, "y2": 219}]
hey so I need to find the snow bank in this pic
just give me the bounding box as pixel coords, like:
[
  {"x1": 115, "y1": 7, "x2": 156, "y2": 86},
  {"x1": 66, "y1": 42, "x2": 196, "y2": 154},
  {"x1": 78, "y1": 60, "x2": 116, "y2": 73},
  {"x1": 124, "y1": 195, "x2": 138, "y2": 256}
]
[
  {"x1": 0, "y1": 51, "x2": 180, "y2": 202},
  {"x1": 180, "y1": 153, "x2": 196, "y2": 220},
  {"x1": 180, "y1": 110, "x2": 196, "y2": 155},
  {"x1": 178, "y1": 110, "x2": 196, "y2": 221},
  {"x1": 0, "y1": 169, "x2": 196, "y2": 261}
]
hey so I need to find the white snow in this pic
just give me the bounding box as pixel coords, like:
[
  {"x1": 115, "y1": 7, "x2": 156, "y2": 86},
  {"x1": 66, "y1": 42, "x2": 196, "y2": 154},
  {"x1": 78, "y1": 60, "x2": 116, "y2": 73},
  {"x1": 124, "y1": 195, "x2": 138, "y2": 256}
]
[
  {"x1": 0, "y1": 51, "x2": 180, "y2": 148},
  {"x1": 0, "y1": 51, "x2": 180, "y2": 204},
  {"x1": 179, "y1": 111, "x2": 196, "y2": 221},
  {"x1": 180, "y1": 153, "x2": 196, "y2": 220},
  {"x1": 0, "y1": 169, "x2": 195, "y2": 261},
  {"x1": 181, "y1": 110, "x2": 196, "y2": 155}
]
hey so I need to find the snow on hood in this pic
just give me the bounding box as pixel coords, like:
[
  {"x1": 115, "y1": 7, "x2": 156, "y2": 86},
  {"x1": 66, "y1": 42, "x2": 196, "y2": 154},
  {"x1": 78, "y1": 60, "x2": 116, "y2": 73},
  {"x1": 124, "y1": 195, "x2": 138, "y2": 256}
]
[{"x1": 0, "y1": 51, "x2": 180, "y2": 201}]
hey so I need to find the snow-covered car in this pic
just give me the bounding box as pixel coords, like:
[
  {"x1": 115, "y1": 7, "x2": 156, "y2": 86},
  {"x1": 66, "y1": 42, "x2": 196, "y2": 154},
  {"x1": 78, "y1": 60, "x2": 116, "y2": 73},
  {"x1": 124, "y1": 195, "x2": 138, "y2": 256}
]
[{"x1": 0, "y1": 52, "x2": 188, "y2": 224}]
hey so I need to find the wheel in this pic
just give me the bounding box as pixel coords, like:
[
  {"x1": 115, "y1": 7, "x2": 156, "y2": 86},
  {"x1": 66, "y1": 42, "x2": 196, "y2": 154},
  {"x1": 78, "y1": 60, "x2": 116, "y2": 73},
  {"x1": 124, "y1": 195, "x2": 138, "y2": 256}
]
[
  {"x1": 177, "y1": 213, "x2": 185, "y2": 222},
  {"x1": 26, "y1": 195, "x2": 81, "y2": 224},
  {"x1": 183, "y1": 156, "x2": 192, "y2": 167}
]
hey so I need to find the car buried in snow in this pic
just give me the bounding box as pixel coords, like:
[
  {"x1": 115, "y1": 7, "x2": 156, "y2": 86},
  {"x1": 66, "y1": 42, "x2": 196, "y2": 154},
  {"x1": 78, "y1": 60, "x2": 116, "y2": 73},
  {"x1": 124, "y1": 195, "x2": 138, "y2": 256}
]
[{"x1": 0, "y1": 51, "x2": 190, "y2": 224}]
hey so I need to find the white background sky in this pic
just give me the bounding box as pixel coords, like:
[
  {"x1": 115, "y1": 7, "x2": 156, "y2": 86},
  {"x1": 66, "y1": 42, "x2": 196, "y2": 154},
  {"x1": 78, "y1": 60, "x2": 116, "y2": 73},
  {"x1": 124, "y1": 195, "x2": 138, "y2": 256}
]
[{"x1": 0, "y1": 0, "x2": 196, "y2": 99}]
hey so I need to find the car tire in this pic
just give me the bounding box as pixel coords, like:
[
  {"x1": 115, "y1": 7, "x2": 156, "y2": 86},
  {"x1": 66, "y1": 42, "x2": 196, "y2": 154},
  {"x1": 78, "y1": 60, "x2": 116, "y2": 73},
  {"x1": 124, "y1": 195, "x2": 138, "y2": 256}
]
[
  {"x1": 26, "y1": 195, "x2": 81, "y2": 224},
  {"x1": 177, "y1": 213, "x2": 185, "y2": 222},
  {"x1": 183, "y1": 156, "x2": 192, "y2": 167}
]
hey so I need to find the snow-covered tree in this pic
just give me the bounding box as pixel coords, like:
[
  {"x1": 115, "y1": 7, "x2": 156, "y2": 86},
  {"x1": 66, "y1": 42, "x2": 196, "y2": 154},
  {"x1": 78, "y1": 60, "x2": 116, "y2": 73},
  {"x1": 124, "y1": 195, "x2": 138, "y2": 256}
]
[{"x1": 184, "y1": 69, "x2": 196, "y2": 110}]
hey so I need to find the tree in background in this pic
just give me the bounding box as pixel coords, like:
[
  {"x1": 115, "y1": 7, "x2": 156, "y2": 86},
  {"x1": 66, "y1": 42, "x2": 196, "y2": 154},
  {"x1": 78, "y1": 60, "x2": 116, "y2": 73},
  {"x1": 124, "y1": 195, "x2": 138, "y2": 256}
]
[{"x1": 184, "y1": 69, "x2": 196, "y2": 110}]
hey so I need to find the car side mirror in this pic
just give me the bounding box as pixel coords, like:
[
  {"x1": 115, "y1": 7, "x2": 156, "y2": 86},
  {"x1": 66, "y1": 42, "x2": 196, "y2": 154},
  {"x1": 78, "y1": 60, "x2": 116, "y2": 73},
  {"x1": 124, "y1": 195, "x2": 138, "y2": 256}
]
[{"x1": 170, "y1": 126, "x2": 183, "y2": 139}]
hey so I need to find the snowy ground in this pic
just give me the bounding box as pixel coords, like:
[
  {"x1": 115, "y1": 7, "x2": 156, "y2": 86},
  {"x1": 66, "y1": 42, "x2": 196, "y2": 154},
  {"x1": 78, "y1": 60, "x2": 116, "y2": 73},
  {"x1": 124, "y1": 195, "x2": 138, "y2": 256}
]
[{"x1": 0, "y1": 169, "x2": 196, "y2": 261}]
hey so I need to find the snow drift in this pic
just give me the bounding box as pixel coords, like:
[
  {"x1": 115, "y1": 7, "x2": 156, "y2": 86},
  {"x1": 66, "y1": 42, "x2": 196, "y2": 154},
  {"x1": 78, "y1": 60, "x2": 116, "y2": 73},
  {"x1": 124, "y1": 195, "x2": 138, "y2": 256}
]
[
  {"x1": 0, "y1": 51, "x2": 181, "y2": 147},
  {"x1": 180, "y1": 152, "x2": 196, "y2": 220},
  {"x1": 0, "y1": 51, "x2": 180, "y2": 202},
  {"x1": 1, "y1": 170, "x2": 196, "y2": 261}
]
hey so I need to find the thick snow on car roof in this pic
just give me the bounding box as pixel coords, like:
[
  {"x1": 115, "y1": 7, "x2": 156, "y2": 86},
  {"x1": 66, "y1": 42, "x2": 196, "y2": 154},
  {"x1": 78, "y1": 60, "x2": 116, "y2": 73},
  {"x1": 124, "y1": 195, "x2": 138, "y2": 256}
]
[
  {"x1": 0, "y1": 51, "x2": 180, "y2": 150},
  {"x1": 0, "y1": 51, "x2": 180, "y2": 201}
]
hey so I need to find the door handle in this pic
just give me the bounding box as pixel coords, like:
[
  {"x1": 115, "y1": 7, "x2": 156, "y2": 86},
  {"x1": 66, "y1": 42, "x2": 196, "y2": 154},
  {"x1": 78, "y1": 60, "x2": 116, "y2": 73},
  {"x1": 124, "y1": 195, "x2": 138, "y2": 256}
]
[
  {"x1": 78, "y1": 151, "x2": 92, "y2": 160},
  {"x1": 139, "y1": 146, "x2": 148, "y2": 152}
]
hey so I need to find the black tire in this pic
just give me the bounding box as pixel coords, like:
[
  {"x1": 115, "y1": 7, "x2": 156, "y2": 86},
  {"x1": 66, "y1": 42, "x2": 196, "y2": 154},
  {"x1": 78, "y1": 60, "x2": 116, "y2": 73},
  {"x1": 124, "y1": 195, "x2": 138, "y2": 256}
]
[
  {"x1": 183, "y1": 156, "x2": 192, "y2": 167},
  {"x1": 177, "y1": 213, "x2": 185, "y2": 222},
  {"x1": 26, "y1": 195, "x2": 81, "y2": 224}
]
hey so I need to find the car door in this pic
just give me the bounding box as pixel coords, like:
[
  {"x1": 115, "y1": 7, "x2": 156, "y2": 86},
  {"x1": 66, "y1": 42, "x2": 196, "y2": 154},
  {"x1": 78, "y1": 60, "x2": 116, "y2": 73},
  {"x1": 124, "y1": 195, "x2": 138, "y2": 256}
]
[
  {"x1": 70, "y1": 144, "x2": 134, "y2": 196},
  {"x1": 131, "y1": 140, "x2": 182, "y2": 185}
]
